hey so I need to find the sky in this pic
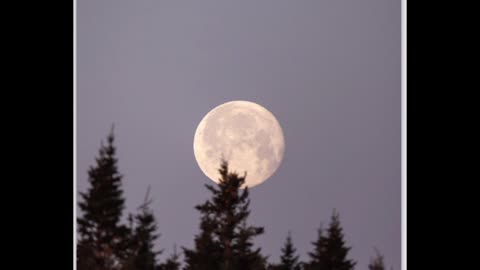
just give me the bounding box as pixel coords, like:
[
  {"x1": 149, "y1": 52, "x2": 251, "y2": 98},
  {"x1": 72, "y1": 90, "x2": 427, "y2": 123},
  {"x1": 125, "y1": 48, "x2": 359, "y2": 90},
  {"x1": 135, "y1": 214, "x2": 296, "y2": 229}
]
[{"x1": 77, "y1": 0, "x2": 401, "y2": 269}]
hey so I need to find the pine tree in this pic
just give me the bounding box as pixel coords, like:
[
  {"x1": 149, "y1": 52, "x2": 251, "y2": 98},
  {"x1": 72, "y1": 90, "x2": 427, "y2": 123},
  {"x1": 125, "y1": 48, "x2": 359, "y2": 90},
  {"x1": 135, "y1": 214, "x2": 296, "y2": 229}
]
[
  {"x1": 157, "y1": 246, "x2": 181, "y2": 270},
  {"x1": 183, "y1": 213, "x2": 222, "y2": 270},
  {"x1": 306, "y1": 210, "x2": 356, "y2": 270},
  {"x1": 77, "y1": 126, "x2": 130, "y2": 270},
  {"x1": 77, "y1": 241, "x2": 97, "y2": 269},
  {"x1": 129, "y1": 187, "x2": 162, "y2": 270},
  {"x1": 271, "y1": 232, "x2": 301, "y2": 270},
  {"x1": 233, "y1": 221, "x2": 267, "y2": 270},
  {"x1": 368, "y1": 249, "x2": 385, "y2": 270},
  {"x1": 322, "y1": 210, "x2": 355, "y2": 270},
  {"x1": 305, "y1": 225, "x2": 328, "y2": 270},
  {"x1": 183, "y1": 160, "x2": 266, "y2": 270}
]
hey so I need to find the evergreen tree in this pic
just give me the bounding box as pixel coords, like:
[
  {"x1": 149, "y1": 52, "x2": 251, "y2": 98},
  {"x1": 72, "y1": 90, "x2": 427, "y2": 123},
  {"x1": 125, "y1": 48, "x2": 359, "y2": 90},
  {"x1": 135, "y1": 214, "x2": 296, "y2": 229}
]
[
  {"x1": 183, "y1": 212, "x2": 222, "y2": 270},
  {"x1": 128, "y1": 187, "x2": 162, "y2": 270},
  {"x1": 305, "y1": 210, "x2": 356, "y2": 270},
  {"x1": 157, "y1": 246, "x2": 181, "y2": 270},
  {"x1": 305, "y1": 225, "x2": 328, "y2": 270},
  {"x1": 120, "y1": 214, "x2": 137, "y2": 270},
  {"x1": 77, "y1": 241, "x2": 97, "y2": 269},
  {"x1": 322, "y1": 210, "x2": 355, "y2": 270},
  {"x1": 368, "y1": 249, "x2": 385, "y2": 270},
  {"x1": 183, "y1": 160, "x2": 266, "y2": 270},
  {"x1": 271, "y1": 232, "x2": 301, "y2": 270},
  {"x1": 233, "y1": 221, "x2": 267, "y2": 270},
  {"x1": 77, "y1": 127, "x2": 130, "y2": 270}
]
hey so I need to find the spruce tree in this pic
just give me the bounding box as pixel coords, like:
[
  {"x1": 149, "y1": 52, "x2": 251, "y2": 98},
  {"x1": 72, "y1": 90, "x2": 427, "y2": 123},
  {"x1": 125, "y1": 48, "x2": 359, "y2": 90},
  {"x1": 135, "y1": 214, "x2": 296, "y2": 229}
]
[
  {"x1": 183, "y1": 160, "x2": 266, "y2": 270},
  {"x1": 77, "y1": 127, "x2": 130, "y2": 270},
  {"x1": 305, "y1": 225, "x2": 328, "y2": 270},
  {"x1": 77, "y1": 241, "x2": 97, "y2": 269},
  {"x1": 368, "y1": 249, "x2": 385, "y2": 270},
  {"x1": 129, "y1": 187, "x2": 162, "y2": 270},
  {"x1": 271, "y1": 232, "x2": 301, "y2": 270},
  {"x1": 306, "y1": 210, "x2": 356, "y2": 270},
  {"x1": 157, "y1": 246, "x2": 181, "y2": 270},
  {"x1": 233, "y1": 221, "x2": 267, "y2": 270},
  {"x1": 183, "y1": 212, "x2": 222, "y2": 270},
  {"x1": 322, "y1": 210, "x2": 355, "y2": 270}
]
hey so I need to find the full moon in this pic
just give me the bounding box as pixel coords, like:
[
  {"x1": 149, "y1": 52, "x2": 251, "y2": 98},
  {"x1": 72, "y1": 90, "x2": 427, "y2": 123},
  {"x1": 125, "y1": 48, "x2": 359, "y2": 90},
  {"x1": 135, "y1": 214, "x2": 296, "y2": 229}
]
[{"x1": 193, "y1": 100, "x2": 285, "y2": 188}]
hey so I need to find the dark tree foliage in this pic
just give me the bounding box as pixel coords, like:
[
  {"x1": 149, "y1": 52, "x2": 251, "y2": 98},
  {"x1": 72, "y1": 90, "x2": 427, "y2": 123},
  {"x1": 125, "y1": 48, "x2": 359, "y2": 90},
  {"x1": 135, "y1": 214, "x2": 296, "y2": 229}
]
[
  {"x1": 270, "y1": 232, "x2": 301, "y2": 270},
  {"x1": 183, "y1": 213, "x2": 222, "y2": 270},
  {"x1": 77, "y1": 127, "x2": 130, "y2": 270},
  {"x1": 157, "y1": 246, "x2": 181, "y2": 270},
  {"x1": 76, "y1": 128, "x2": 375, "y2": 270},
  {"x1": 368, "y1": 249, "x2": 386, "y2": 270},
  {"x1": 183, "y1": 160, "x2": 266, "y2": 270},
  {"x1": 305, "y1": 225, "x2": 328, "y2": 270},
  {"x1": 233, "y1": 221, "x2": 267, "y2": 270},
  {"x1": 77, "y1": 241, "x2": 97, "y2": 270},
  {"x1": 305, "y1": 210, "x2": 356, "y2": 270},
  {"x1": 126, "y1": 187, "x2": 162, "y2": 270}
]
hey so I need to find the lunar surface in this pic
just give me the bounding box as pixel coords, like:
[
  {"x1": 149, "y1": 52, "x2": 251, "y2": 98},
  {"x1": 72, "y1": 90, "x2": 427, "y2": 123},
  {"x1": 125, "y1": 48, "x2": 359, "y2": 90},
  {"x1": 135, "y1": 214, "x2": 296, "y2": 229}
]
[{"x1": 193, "y1": 100, "x2": 285, "y2": 188}]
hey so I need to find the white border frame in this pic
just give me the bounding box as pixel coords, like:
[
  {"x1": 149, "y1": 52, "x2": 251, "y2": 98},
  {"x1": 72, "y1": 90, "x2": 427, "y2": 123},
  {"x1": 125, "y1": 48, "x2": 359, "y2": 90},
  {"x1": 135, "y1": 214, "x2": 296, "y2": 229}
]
[
  {"x1": 401, "y1": 0, "x2": 407, "y2": 270},
  {"x1": 73, "y1": 0, "x2": 77, "y2": 269}
]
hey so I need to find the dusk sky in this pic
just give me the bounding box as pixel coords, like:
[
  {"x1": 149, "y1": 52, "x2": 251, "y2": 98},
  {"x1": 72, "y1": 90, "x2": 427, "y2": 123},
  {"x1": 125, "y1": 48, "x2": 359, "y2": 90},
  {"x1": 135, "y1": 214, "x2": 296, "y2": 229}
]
[{"x1": 77, "y1": 1, "x2": 401, "y2": 269}]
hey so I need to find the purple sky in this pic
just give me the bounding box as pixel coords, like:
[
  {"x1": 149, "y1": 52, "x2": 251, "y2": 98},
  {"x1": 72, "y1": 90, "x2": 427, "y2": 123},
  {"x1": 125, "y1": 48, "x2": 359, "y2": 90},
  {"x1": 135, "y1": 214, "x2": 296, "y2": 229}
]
[{"x1": 77, "y1": 1, "x2": 401, "y2": 269}]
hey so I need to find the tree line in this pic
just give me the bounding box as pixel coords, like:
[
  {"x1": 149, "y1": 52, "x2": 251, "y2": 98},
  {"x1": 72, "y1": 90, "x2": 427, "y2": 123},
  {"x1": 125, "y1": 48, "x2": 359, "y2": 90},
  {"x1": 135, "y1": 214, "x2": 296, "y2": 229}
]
[{"x1": 77, "y1": 128, "x2": 391, "y2": 270}]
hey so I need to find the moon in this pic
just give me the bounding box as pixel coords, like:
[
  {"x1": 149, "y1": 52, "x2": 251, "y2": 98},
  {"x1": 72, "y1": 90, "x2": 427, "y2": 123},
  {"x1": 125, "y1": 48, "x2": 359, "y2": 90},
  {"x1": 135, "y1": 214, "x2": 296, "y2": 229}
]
[{"x1": 193, "y1": 100, "x2": 285, "y2": 188}]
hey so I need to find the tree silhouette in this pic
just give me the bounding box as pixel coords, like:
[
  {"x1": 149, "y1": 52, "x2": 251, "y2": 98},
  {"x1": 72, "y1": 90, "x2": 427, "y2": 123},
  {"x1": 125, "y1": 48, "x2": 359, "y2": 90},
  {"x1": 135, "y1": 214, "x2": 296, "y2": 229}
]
[
  {"x1": 305, "y1": 210, "x2": 356, "y2": 270},
  {"x1": 124, "y1": 186, "x2": 162, "y2": 270},
  {"x1": 183, "y1": 212, "x2": 221, "y2": 270},
  {"x1": 269, "y1": 232, "x2": 301, "y2": 270},
  {"x1": 77, "y1": 241, "x2": 97, "y2": 270},
  {"x1": 233, "y1": 221, "x2": 267, "y2": 270},
  {"x1": 77, "y1": 126, "x2": 130, "y2": 270},
  {"x1": 157, "y1": 246, "x2": 181, "y2": 270},
  {"x1": 76, "y1": 128, "x2": 385, "y2": 270},
  {"x1": 368, "y1": 249, "x2": 385, "y2": 270},
  {"x1": 305, "y1": 225, "x2": 328, "y2": 270},
  {"x1": 183, "y1": 160, "x2": 266, "y2": 270}
]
